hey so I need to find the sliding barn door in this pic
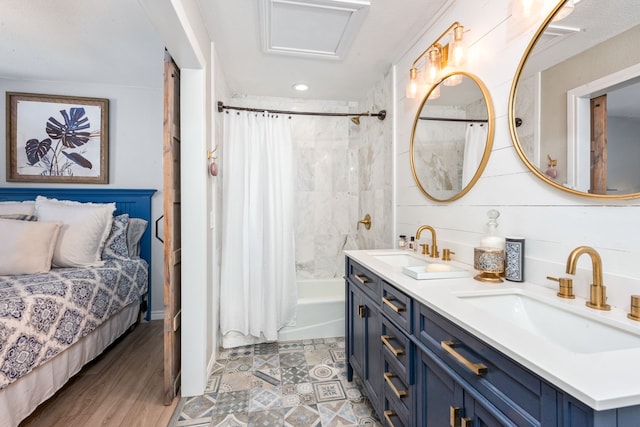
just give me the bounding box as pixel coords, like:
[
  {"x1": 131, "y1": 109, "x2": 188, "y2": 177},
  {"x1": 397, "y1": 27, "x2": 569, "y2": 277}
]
[
  {"x1": 590, "y1": 94, "x2": 607, "y2": 195},
  {"x1": 163, "y1": 52, "x2": 182, "y2": 405}
]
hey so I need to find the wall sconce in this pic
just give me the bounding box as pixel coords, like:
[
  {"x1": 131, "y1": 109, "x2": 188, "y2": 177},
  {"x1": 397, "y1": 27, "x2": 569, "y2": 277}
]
[{"x1": 406, "y1": 21, "x2": 467, "y2": 99}]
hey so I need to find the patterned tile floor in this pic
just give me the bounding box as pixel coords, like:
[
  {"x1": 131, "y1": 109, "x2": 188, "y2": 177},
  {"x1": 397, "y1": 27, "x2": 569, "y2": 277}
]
[{"x1": 168, "y1": 337, "x2": 381, "y2": 427}]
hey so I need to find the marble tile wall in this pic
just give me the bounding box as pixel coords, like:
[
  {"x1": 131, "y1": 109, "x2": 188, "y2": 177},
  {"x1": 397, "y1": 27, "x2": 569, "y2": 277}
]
[{"x1": 228, "y1": 78, "x2": 393, "y2": 280}]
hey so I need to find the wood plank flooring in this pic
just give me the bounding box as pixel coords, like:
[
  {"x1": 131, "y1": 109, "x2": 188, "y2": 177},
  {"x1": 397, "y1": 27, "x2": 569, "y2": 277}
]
[{"x1": 20, "y1": 320, "x2": 178, "y2": 427}]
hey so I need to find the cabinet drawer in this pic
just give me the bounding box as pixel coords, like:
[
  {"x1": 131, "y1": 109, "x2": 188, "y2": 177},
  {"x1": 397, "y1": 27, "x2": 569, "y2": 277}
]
[
  {"x1": 414, "y1": 303, "x2": 556, "y2": 427},
  {"x1": 383, "y1": 372, "x2": 412, "y2": 427},
  {"x1": 381, "y1": 281, "x2": 411, "y2": 332},
  {"x1": 381, "y1": 317, "x2": 411, "y2": 384},
  {"x1": 346, "y1": 259, "x2": 380, "y2": 301}
]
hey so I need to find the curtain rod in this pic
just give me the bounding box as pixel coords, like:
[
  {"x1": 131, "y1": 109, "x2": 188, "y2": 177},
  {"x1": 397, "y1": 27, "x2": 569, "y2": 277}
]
[
  {"x1": 419, "y1": 116, "x2": 487, "y2": 123},
  {"x1": 217, "y1": 101, "x2": 386, "y2": 121}
]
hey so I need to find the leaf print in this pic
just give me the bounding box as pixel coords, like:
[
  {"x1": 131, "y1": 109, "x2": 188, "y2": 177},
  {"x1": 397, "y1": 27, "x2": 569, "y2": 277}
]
[
  {"x1": 25, "y1": 138, "x2": 52, "y2": 165},
  {"x1": 61, "y1": 151, "x2": 92, "y2": 169},
  {"x1": 46, "y1": 107, "x2": 92, "y2": 148}
]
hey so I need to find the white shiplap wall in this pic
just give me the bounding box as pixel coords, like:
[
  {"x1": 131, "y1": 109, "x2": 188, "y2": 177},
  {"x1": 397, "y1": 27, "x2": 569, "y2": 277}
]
[{"x1": 394, "y1": 0, "x2": 640, "y2": 311}]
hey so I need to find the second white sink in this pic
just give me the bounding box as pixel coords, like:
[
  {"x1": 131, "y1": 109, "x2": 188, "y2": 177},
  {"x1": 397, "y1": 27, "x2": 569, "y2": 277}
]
[{"x1": 457, "y1": 290, "x2": 640, "y2": 354}]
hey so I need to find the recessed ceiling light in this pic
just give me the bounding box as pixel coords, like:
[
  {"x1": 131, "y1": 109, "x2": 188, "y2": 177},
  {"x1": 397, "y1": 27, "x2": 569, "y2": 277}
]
[{"x1": 293, "y1": 83, "x2": 309, "y2": 91}]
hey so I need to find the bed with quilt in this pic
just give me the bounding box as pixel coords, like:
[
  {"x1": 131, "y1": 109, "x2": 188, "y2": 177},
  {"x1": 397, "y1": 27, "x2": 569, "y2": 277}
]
[{"x1": 0, "y1": 188, "x2": 155, "y2": 427}]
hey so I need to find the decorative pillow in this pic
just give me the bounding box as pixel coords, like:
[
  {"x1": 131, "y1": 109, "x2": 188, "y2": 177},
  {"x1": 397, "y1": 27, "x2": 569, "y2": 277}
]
[
  {"x1": 0, "y1": 213, "x2": 38, "y2": 221},
  {"x1": 127, "y1": 217, "x2": 148, "y2": 258},
  {"x1": 34, "y1": 196, "x2": 115, "y2": 268},
  {"x1": 0, "y1": 201, "x2": 35, "y2": 215},
  {"x1": 0, "y1": 218, "x2": 62, "y2": 275},
  {"x1": 102, "y1": 214, "x2": 130, "y2": 260}
]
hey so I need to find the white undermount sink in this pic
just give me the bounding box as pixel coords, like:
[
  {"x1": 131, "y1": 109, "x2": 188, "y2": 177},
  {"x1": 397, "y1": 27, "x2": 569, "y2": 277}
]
[
  {"x1": 457, "y1": 290, "x2": 640, "y2": 354},
  {"x1": 371, "y1": 252, "x2": 469, "y2": 279}
]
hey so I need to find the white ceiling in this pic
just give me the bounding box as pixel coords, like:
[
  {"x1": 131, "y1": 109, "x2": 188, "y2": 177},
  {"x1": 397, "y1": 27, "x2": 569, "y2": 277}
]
[
  {"x1": 0, "y1": 0, "x2": 164, "y2": 88},
  {"x1": 197, "y1": 0, "x2": 449, "y2": 101},
  {"x1": 0, "y1": 0, "x2": 448, "y2": 102}
]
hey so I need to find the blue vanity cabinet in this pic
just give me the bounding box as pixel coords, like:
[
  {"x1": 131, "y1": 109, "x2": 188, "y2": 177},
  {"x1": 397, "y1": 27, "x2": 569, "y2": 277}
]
[
  {"x1": 345, "y1": 260, "x2": 383, "y2": 416},
  {"x1": 344, "y1": 255, "x2": 640, "y2": 426}
]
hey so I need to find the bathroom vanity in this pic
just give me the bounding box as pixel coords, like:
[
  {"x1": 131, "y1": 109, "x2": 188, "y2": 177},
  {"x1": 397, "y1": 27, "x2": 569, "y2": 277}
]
[{"x1": 344, "y1": 250, "x2": 640, "y2": 427}]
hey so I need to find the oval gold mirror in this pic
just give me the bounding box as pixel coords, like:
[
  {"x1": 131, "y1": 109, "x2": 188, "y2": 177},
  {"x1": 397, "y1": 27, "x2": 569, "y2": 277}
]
[
  {"x1": 410, "y1": 72, "x2": 495, "y2": 202},
  {"x1": 509, "y1": 0, "x2": 640, "y2": 199}
]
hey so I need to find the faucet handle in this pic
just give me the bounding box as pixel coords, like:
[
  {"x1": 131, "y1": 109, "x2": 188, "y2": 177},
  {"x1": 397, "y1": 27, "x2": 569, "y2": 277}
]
[
  {"x1": 420, "y1": 244, "x2": 429, "y2": 256},
  {"x1": 442, "y1": 249, "x2": 455, "y2": 261},
  {"x1": 547, "y1": 276, "x2": 575, "y2": 299}
]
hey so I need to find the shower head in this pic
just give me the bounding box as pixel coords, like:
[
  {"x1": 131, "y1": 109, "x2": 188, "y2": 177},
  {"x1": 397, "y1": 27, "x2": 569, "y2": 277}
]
[{"x1": 351, "y1": 116, "x2": 360, "y2": 125}]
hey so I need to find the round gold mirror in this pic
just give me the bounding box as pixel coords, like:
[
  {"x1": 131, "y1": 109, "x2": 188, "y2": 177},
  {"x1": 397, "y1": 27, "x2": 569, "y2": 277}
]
[
  {"x1": 509, "y1": 0, "x2": 640, "y2": 199},
  {"x1": 410, "y1": 72, "x2": 495, "y2": 202}
]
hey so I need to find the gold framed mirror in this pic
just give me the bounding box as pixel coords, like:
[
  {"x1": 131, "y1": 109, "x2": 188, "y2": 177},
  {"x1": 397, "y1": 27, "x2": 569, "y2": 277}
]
[
  {"x1": 410, "y1": 72, "x2": 495, "y2": 202},
  {"x1": 509, "y1": 0, "x2": 640, "y2": 199}
]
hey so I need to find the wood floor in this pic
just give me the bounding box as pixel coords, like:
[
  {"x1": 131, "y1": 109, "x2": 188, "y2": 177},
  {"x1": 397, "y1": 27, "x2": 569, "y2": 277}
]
[{"x1": 20, "y1": 320, "x2": 178, "y2": 427}]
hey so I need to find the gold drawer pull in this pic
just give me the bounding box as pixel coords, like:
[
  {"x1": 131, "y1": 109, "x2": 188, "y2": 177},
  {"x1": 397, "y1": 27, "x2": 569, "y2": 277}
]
[
  {"x1": 441, "y1": 340, "x2": 487, "y2": 376},
  {"x1": 381, "y1": 335, "x2": 404, "y2": 356},
  {"x1": 461, "y1": 418, "x2": 473, "y2": 427},
  {"x1": 383, "y1": 410, "x2": 397, "y2": 427},
  {"x1": 384, "y1": 372, "x2": 407, "y2": 399},
  {"x1": 382, "y1": 296, "x2": 406, "y2": 312},
  {"x1": 354, "y1": 274, "x2": 369, "y2": 285},
  {"x1": 450, "y1": 406, "x2": 461, "y2": 427}
]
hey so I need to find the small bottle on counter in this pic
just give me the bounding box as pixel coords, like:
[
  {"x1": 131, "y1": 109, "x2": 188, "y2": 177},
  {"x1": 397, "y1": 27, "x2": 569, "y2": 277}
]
[
  {"x1": 409, "y1": 236, "x2": 416, "y2": 251},
  {"x1": 398, "y1": 235, "x2": 407, "y2": 249}
]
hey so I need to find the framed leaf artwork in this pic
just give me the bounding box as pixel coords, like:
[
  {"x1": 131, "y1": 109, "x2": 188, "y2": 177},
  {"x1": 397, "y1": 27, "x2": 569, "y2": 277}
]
[{"x1": 6, "y1": 92, "x2": 109, "y2": 183}]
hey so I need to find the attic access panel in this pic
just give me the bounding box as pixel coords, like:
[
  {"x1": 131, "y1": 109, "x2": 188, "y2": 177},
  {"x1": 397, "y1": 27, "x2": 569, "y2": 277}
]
[{"x1": 259, "y1": 0, "x2": 370, "y2": 60}]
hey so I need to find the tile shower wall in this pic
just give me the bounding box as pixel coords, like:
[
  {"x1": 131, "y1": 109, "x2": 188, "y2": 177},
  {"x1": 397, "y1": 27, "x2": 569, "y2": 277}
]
[{"x1": 229, "y1": 92, "x2": 391, "y2": 280}]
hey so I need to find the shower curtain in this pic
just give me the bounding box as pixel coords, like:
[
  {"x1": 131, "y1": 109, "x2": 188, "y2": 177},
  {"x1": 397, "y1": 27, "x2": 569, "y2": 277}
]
[
  {"x1": 462, "y1": 123, "x2": 488, "y2": 188},
  {"x1": 220, "y1": 110, "x2": 297, "y2": 348}
]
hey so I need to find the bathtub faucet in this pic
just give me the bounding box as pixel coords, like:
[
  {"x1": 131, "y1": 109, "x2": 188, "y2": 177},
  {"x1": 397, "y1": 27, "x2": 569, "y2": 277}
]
[{"x1": 416, "y1": 225, "x2": 438, "y2": 258}]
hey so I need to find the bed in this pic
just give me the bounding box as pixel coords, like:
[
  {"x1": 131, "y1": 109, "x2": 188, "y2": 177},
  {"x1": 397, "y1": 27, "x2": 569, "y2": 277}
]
[{"x1": 0, "y1": 188, "x2": 156, "y2": 427}]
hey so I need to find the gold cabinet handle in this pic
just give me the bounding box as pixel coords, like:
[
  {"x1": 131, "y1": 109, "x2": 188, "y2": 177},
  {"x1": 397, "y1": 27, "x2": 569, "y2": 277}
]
[
  {"x1": 358, "y1": 305, "x2": 366, "y2": 318},
  {"x1": 450, "y1": 406, "x2": 461, "y2": 427},
  {"x1": 382, "y1": 296, "x2": 406, "y2": 312},
  {"x1": 383, "y1": 410, "x2": 397, "y2": 427},
  {"x1": 461, "y1": 418, "x2": 473, "y2": 427},
  {"x1": 441, "y1": 340, "x2": 487, "y2": 376},
  {"x1": 383, "y1": 372, "x2": 407, "y2": 399},
  {"x1": 354, "y1": 274, "x2": 369, "y2": 285},
  {"x1": 381, "y1": 335, "x2": 404, "y2": 356}
]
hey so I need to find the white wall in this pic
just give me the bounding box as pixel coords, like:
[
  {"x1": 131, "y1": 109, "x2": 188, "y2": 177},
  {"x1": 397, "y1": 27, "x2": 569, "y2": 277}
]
[
  {"x1": 394, "y1": 0, "x2": 640, "y2": 311},
  {"x1": 0, "y1": 76, "x2": 166, "y2": 316}
]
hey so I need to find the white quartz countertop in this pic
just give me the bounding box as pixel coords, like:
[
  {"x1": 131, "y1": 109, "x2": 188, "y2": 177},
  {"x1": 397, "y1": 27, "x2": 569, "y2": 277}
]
[{"x1": 345, "y1": 249, "x2": 640, "y2": 411}]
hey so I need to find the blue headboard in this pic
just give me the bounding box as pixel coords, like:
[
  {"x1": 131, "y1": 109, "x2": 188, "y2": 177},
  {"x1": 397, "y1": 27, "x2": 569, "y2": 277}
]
[{"x1": 0, "y1": 188, "x2": 157, "y2": 319}]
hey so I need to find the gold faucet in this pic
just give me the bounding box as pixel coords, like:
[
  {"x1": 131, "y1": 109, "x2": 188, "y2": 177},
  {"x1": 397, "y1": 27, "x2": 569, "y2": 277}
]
[
  {"x1": 416, "y1": 225, "x2": 438, "y2": 258},
  {"x1": 566, "y1": 246, "x2": 610, "y2": 311}
]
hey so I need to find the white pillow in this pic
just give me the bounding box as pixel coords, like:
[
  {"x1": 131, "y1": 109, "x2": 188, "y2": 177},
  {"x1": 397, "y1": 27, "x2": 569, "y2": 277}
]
[
  {"x1": 34, "y1": 196, "x2": 115, "y2": 268},
  {"x1": 0, "y1": 201, "x2": 35, "y2": 215},
  {"x1": 0, "y1": 218, "x2": 62, "y2": 275}
]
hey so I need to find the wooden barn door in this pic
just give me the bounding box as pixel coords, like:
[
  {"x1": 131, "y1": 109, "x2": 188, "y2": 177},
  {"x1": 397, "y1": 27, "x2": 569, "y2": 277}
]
[
  {"x1": 590, "y1": 94, "x2": 607, "y2": 195},
  {"x1": 163, "y1": 52, "x2": 182, "y2": 405}
]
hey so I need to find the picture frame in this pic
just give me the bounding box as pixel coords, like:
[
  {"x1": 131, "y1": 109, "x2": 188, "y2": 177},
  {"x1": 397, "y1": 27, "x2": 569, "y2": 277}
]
[{"x1": 6, "y1": 92, "x2": 109, "y2": 183}]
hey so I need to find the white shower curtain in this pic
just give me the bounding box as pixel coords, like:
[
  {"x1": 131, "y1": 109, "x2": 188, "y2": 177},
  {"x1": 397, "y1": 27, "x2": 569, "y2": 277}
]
[
  {"x1": 462, "y1": 123, "x2": 488, "y2": 188},
  {"x1": 220, "y1": 110, "x2": 297, "y2": 348}
]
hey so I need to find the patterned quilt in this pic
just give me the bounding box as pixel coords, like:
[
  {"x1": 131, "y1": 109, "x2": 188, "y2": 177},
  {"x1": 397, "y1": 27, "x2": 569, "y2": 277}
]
[{"x1": 0, "y1": 258, "x2": 148, "y2": 389}]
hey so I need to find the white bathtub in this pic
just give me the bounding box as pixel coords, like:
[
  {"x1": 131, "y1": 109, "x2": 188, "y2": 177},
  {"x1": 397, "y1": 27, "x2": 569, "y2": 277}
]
[{"x1": 278, "y1": 278, "x2": 345, "y2": 342}]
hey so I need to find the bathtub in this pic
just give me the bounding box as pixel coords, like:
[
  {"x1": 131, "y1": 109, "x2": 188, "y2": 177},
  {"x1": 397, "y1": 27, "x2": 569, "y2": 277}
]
[{"x1": 278, "y1": 278, "x2": 345, "y2": 342}]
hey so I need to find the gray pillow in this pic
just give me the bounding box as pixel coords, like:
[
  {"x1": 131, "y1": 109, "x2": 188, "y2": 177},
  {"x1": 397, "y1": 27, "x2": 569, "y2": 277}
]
[{"x1": 127, "y1": 218, "x2": 148, "y2": 257}]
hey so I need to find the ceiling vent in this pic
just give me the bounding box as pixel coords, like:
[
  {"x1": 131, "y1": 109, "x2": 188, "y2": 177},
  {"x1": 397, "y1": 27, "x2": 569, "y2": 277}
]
[{"x1": 258, "y1": 0, "x2": 370, "y2": 60}]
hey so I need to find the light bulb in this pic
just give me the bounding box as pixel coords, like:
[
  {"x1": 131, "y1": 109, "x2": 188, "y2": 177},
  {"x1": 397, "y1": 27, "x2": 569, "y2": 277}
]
[
  {"x1": 406, "y1": 67, "x2": 418, "y2": 99},
  {"x1": 443, "y1": 74, "x2": 463, "y2": 87},
  {"x1": 448, "y1": 25, "x2": 465, "y2": 68},
  {"x1": 425, "y1": 47, "x2": 442, "y2": 86}
]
